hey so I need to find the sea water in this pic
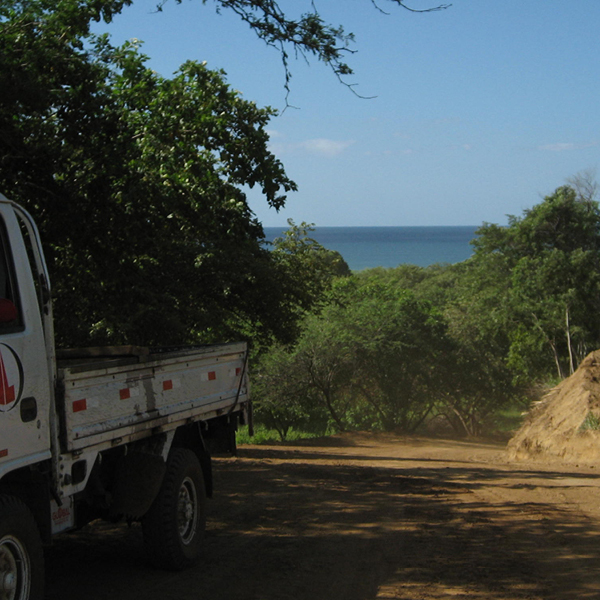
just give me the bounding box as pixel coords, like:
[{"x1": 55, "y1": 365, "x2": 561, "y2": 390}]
[{"x1": 263, "y1": 226, "x2": 479, "y2": 271}]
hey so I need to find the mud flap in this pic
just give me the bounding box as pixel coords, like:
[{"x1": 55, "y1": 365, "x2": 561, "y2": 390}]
[{"x1": 109, "y1": 452, "x2": 166, "y2": 519}]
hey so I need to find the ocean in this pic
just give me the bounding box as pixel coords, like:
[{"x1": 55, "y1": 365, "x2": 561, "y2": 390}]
[{"x1": 263, "y1": 226, "x2": 479, "y2": 271}]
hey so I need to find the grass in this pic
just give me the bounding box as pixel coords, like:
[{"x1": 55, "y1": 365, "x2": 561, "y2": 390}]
[
  {"x1": 237, "y1": 410, "x2": 526, "y2": 445},
  {"x1": 579, "y1": 412, "x2": 600, "y2": 432},
  {"x1": 494, "y1": 406, "x2": 527, "y2": 434},
  {"x1": 236, "y1": 424, "x2": 326, "y2": 445}
]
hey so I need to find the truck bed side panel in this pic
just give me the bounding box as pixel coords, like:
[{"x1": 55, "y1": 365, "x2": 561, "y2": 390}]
[{"x1": 59, "y1": 344, "x2": 248, "y2": 452}]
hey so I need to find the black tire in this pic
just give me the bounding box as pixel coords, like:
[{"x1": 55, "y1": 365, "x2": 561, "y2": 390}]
[
  {"x1": 0, "y1": 495, "x2": 44, "y2": 600},
  {"x1": 142, "y1": 448, "x2": 206, "y2": 571}
]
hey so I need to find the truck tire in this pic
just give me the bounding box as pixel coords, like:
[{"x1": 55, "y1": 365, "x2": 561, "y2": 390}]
[
  {"x1": 0, "y1": 495, "x2": 44, "y2": 600},
  {"x1": 142, "y1": 448, "x2": 206, "y2": 571}
]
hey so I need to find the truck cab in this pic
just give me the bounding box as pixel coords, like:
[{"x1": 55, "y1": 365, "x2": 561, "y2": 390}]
[{"x1": 0, "y1": 199, "x2": 55, "y2": 482}]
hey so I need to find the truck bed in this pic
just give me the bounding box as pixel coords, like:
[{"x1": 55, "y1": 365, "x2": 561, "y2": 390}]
[{"x1": 56, "y1": 343, "x2": 248, "y2": 452}]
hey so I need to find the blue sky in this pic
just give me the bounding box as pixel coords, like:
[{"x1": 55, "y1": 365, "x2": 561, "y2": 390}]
[{"x1": 93, "y1": 1, "x2": 600, "y2": 226}]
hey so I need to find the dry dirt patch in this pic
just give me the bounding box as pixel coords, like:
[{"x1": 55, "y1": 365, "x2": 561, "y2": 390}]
[{"x1": 46, "y1": 433, "x2": 600, "y2": 600}]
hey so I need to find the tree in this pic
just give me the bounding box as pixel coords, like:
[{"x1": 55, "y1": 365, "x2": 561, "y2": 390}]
[
  {"x1": 252, "y1": 344, "x2": 326, "y2": 440},
  {"x1": 567, "y1": 168, "x2": 598, "y2": 203},
  {"x1": 467, "y1": 185, "x2": 600, "y2": 381},
  {"x1": 269, "y1": 220, "x2": 350, "y2": 334},
  {"x1": 1, "y1": 3, "x2": 297, "y2": 347},
  {"x1": 439, "y1": 276, "x2": 517, "y2": 436},
  {"x1": 256, "y1": 275, "x2": 453, "y2": 433},
  {"x1": 355, "y1": 263, "x2": 516, "y2": 437}
]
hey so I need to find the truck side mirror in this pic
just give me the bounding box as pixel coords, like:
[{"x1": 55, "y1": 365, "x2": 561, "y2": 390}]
[{"x1": 0, "y1": 298, "x2": 18, "y2": 323}]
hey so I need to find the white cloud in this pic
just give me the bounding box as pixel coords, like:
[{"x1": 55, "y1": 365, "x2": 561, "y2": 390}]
[
  {"x1": 539, "y1": 142, "x2": 576, "y2": 152},
  {"x1": 538, "y1": 141, "x2": 598, "y2": 152},
  {"x1": 267, "y1": 136, "x2": 355, "y2": 157},
  {"x1": 299, "y1": 138, "x2": 355, "y2": 157}
]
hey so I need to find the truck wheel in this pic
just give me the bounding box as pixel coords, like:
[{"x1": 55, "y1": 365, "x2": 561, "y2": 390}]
[
  {"x1": 142, "y1": 448, "x2": 206, "y2": 571},
  {"x1": 0, "y1": 495, "x2": 44, "y2": 600}
]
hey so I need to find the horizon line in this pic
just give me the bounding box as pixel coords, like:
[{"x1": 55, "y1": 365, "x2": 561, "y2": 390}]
[{"x1": 262, "y1": 224, "x2": 481, "y2": 229}]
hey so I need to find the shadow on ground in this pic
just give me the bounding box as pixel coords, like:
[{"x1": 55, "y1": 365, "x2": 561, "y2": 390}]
[{"x1": 45, "y1": 438, "x2": 600, "y2": 600}]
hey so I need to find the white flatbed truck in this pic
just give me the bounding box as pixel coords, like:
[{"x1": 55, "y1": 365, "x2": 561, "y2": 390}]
[{"x1": 0, "y1": 194, "x2": 251, "y2": 599}]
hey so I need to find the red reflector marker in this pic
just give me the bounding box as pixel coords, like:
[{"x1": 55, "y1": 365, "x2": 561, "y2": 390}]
[
  {"x1": 208, "y1": 371, "x2": 216, "y2": 381},
  {"x1": 163, "y1": 380, "x2": 173, "y2": 391},
  {"x1": 236, "y1": 368, "x2": 241, "y2": 376},
  {"x1": 119, "y1": 388, "x2": 131, "y2": 400},
  {"x1": 0, "y1": 449, "x2": 7, "y2": 458},
  {"x1": 73, "y1": 399, "x2": 87, "y2": 413}
]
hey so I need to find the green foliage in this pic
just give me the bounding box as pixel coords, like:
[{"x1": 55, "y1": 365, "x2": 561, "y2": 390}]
[
  {"x1": 254, "y1": 179, "x2": 600, "y2": 439},
  {"x1": 1, "y1": 1, "x2": 304, "y2": 347},
  {"x1": 255, "y1": 274, "x2": 456, "y2": 434},
  {"x1": 235, "y1": 424, "x2": 325, "y2": 445},
  {"x1": 269, "y1": 220, "x2": 350, "y2": 336},
  {"x1": 251, "y1": 342, "x2": 329, "y2": 440},
  {"x1": 468, "y1": 185, "x2": 600, "y2": 381}
]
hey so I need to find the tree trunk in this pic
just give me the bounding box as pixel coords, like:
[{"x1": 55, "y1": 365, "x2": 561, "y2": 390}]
[
  {"x1": 566, "y1": 305, "x2": 575, "y2": 375},
  {"x1": 321, "y1": 389, "x2": 346, "y2": 432},
  {"x1": 531, "y1": 312, "x2": 564, "y2": 379}
]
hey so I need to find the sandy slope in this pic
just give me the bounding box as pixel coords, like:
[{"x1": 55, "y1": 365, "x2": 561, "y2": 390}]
[{"x1": 509, "y1": 350, "x2": 600, "y2": 465}]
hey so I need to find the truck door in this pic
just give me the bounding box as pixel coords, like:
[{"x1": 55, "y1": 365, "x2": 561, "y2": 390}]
[{"x1": 0, "y1": 205, "x2": 52, "y2": 476}]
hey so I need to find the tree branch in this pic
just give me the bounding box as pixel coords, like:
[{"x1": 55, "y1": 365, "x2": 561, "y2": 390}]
[
  {"x1": 370, "y1": 0, "x2": 451, "y2": 15},
  {"x1": 155, "y1": 0, "x2": 449, "y2": 105}
]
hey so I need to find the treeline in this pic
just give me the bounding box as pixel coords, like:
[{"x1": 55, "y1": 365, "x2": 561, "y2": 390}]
[
  {"x1": 253, "y1": 178, "x2": 600, "y2": 438},
  {"x1": 1, "y1": 1, "x2": 298, "y2": 349}
]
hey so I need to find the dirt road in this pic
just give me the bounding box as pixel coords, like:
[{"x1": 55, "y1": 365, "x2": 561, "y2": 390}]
[{"x1": 45, "y1": 433, "x2": 600, "y2": 599}]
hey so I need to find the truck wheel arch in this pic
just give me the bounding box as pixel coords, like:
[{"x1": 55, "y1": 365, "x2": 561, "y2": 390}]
[{"x1": 170, "y1": 423, "x2": 213, "y2": 498}]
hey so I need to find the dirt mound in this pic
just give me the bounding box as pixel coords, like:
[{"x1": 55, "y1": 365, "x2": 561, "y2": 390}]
[{"x1": 508, "y1": 350, "x2": 600, "y2": 464}]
